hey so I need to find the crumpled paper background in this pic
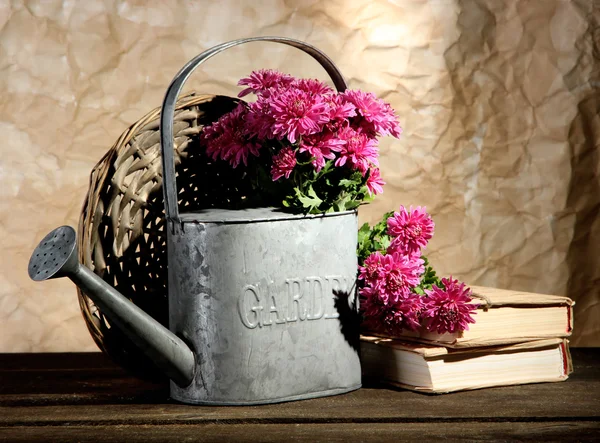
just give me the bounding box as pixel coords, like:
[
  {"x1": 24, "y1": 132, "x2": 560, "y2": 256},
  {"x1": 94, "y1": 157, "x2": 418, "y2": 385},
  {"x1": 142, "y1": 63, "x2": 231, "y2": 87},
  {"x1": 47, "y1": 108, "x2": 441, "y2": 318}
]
[{"x1": 1, "y1": 0, "x2": 597, "y2": 351}]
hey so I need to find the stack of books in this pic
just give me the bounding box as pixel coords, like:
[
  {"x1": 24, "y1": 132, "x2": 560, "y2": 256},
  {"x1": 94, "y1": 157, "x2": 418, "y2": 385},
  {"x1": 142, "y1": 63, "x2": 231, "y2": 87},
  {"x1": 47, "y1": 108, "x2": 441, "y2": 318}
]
[{"x1": 360, "y1": 286, "x2": 574, "y2": 393}]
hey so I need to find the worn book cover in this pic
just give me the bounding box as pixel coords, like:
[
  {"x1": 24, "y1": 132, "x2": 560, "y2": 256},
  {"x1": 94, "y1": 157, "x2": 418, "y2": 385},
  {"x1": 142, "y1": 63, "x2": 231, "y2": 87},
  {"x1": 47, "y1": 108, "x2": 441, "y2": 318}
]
[{"x1": 361, "y1": 336, "x2": 572, "y2": 394}]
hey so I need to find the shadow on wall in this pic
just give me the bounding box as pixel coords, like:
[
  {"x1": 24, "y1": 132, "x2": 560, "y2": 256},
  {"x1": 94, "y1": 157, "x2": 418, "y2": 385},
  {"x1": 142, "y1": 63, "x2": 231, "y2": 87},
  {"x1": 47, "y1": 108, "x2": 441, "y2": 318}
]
[
  {"x1": 564, "y1": 16, "x2": 600, "y2": 347},
  {"x1": 566, "y1": 95, "x2": 600, "y2": 347},
  {"x1": 441, "y1": 1, "x2": 599, "y2": 346}
]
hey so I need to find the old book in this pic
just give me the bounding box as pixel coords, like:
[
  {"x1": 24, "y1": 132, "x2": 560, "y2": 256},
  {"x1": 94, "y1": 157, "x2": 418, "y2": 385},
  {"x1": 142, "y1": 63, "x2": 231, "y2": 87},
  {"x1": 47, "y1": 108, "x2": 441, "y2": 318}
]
[
  {"x1": 361, "y1": 336, "x2": 572, "y2": 394},
  {"x1": 375, "y1": 286, "x2": 574, "y2": 348}
]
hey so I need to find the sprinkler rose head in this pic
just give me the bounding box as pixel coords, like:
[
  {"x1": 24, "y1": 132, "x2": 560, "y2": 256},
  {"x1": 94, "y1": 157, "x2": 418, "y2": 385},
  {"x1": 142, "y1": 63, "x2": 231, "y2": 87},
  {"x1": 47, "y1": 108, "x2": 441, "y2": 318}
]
[{"x1": 28, "y1": 226, "x2": 78, "y2": 282}]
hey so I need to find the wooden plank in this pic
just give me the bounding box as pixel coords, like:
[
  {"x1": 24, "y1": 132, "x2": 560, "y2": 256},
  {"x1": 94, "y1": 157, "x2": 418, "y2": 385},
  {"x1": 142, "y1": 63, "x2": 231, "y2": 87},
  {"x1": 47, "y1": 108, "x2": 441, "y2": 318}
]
[
  {"x1": 0, "y1": 350, "x2": 597, "y2": 425},
  {"x1": 0, "y1": 353, "x2": 112, "y2": 371},
  {"x1": 2, "y1": 349, "x2": 596, "y2": 374},
  {"x1": 1, "y1": 422, "x2": 599, "y2": 442},
  {"x1": 1, "y1": 378, "x2": 599, "y2": 425},
  {"x1": 0, "y1": 368, "x2": 166, "y2": 400}
]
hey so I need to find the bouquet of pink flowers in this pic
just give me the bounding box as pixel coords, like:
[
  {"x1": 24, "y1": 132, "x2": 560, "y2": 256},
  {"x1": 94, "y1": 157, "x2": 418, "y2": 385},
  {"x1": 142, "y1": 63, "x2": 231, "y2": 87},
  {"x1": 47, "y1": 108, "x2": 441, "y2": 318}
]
[
  {"x1": 201, "y1": 70, "x2": 401, "y2": 213},
  {"x1": 357, "y1": 206, "x2": 478, "y2": 335},
  {"x1": 201, "y1": 69, "x2": 474, "y2": 334}
]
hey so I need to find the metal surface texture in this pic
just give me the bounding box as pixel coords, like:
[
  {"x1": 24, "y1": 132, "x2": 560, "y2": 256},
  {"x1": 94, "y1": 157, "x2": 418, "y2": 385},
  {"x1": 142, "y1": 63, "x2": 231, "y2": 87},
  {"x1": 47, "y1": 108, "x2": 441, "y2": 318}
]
[
  {"x1": 28, "y1": 226, "x2": 195, "y2": 388},
  {"x1": 168, "y1": 209, "x2": 362, "y2": 405},
  {"x1": 160, "y1": 36, "x2": 348, "y2": 226},
  {"x1": 157, "y1": 38, "x2": 361, "y2": 403}
]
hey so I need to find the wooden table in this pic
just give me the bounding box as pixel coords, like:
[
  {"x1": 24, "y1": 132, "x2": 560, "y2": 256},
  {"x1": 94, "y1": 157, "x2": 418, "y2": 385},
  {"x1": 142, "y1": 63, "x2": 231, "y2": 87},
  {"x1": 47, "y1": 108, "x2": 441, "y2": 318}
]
[{"x1": 0, "y1": 350, "x2": 598, "y2": 442}]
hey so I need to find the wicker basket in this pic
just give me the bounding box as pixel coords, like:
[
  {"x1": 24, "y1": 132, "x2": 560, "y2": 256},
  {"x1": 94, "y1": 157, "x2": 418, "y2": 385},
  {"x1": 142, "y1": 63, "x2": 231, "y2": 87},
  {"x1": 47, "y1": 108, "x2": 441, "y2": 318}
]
[{"x1": 77, "y1": 93, "x2": 243, "y2": 380}]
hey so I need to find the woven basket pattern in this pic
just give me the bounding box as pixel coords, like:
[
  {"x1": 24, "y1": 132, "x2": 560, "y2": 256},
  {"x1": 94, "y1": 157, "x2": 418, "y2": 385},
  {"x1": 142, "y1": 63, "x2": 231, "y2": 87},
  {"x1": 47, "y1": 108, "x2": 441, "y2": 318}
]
[{"x1": 77, "y1": 93, "x2": 242, "y2": 379}]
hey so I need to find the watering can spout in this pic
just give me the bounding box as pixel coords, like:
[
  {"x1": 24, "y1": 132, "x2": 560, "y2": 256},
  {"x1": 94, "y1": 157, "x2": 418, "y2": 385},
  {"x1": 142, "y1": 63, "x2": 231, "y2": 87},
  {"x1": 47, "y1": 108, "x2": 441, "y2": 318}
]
[{"x1": 28, "y1": 226, "x2": 195, "y2": 388}]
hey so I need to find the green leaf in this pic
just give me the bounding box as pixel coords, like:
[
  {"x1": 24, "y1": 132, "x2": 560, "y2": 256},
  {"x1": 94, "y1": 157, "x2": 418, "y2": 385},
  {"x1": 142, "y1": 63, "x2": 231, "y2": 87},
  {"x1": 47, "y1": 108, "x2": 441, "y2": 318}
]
[
  {"x1": 339, "y1": 179, "x2": 356, "y2": 188},
  {"x1": 412, "y1": 255, "x2": 443, "y2": 294},
  {"x1": 317, "y1": 160, "x2": 334, "y2": 176},
  {"x1": 333, "y1": 193, "x2": 352, "y2": 211},
  {"x1": 307, "y1": 186, "x2": 322, "y2": 204},
  {"x1": 355, "y1": 209, "x2": 396, "y2": 264},
  {"x1": 295, "y1": 185, "x2": 322, "y2": 212},
  {"x1": 358, "y1": 222, "x2": 371, "y2": 243},
  {"x1": 379, "y1": 235, "x2": 391, "y2": 250},
  {"x1": 345, "y1": 200, "x2": 361, "y2": 210},
  {"x1": 361, "y1": 193, "x2": 374, "y2": 204}
]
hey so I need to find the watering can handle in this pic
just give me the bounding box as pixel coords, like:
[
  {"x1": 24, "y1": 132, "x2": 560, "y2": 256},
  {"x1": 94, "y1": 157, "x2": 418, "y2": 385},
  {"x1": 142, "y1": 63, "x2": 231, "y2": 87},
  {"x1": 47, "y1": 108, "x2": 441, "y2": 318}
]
[{"x1": 159, "y1": 36, "x2": 348, "y2": 227}]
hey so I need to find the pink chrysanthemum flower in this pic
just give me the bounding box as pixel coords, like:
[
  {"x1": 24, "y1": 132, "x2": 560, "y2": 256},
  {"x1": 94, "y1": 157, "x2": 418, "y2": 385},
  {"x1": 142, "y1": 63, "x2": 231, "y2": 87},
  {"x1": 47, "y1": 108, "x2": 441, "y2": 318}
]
[
  {"x1": 238, "y1": 69, "x2": 294, "y2": 97},
  {"x1": 380, "y1": 253, "x2": 424, "y2": 303},
  {"x1": 366, "y1": 167, "x2": 385, "y2": 195},
  {"x1": 245, "y1": 99, "x2": 277, "y2": 140},
  {"x1": 358, "y1": 251, "x2": 387, "y2": 285},
  {"x1": 359, "y1": 285, "x2": 382, "y2": 317},
  {"x1": 334, "y1": 127, "x2": 379, "y2": 174},
  {"x1": 326, "y1": 94, "x2": 357, "y2": 122},
  {"x1": 359, "y1": 252, "x2": 424, "y2": 305},
  {"x1": 391, "y1": 294, "x2": 426, "y2": 331},
  {"x1": 361, "y1": 291, "x2": 424, "y2": 334},
  {"x1": 271, "y1": 147, "x2": 297, "y2": 181},
  {"x1": 421, "y1": 277, "x2": 478, "y2": 334},
  {"x1": 201, "y1": 104, "x2": 261, "y2": 168},
  {"x1": 293, "y1": 78, "x2": 333, "y2": 95},
  {"x1": 299, "y1": 132, "x2": 345, "y2": 171},
  {"x1": 387, "y1": 206, "x2": 435, "y2": 256},
  {"x1": 269, "y1": 89, "x2": 330, "y2": 143},
  {"x1": 342, "y1": 89, "x2": 402, "y2": 138}
]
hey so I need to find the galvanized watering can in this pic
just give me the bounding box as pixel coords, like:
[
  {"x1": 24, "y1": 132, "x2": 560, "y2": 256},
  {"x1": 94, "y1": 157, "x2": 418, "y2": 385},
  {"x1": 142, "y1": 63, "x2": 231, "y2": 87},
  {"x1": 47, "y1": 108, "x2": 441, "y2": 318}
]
[{"x1": 28, "y1": 37, "x2": 361, "y2": 405}]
